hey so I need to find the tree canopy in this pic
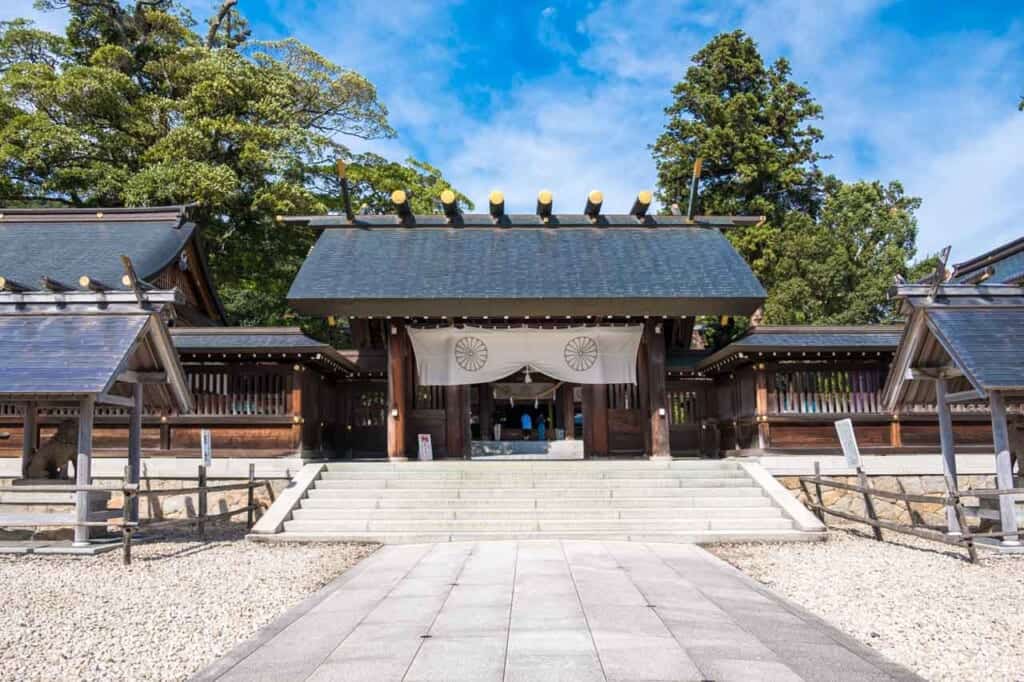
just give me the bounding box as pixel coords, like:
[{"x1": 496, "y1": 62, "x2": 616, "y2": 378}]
[
  {"x1": 654, "y1": 30, "x2": 931, "y2": 330},
  {"x1": 0, "y1": 0, "x2": 468, "y2": 328}
]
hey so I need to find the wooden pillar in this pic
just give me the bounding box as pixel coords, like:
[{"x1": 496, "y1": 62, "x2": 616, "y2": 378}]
[
  {"x1": 445, "y1": 385, "x2": 469, "y2": 458},
  {"x1": 637, "y1": 338, "x2": 652, "y2": 456},
  {"x1": 290, "y1": 366, "x2": 304, "y2": 453},
  {"x1": 127, "y1": 384, "x2": 143, "y2": 524},
  {"x1": 935, "y1": 379, "x2": 960, "y2": 533},
  {"x1": 463, "y1": 385, "x2": 472, "y2": 456},
  {"x1": 889, "y1": 414, "x2": 902, "y2": 448},
  {"x1": 73, "y1": 396, "x2": 95, "y2": 546},
  {"x1": 585, "y1": 384, "x2": 608, "y2": 457},
  {"x1": 645, "y1": 320, "x2": 671, "y2": 458},
  {"x1": 387, "y1": 321, "x2": 410, "y2": 460},
  {"x1": 478, "y1": 384, "x2": 493, "y2": 441},
  {"x1": 559, "y1": 384, "x2": 575, "y2": 441},
  {"x1": 989, "y1": 391, "x2": 1020, "y2": 545},
  {"x1": 754, "y1": 364, "x2": 770, "y2": 450},
  {"x1": 21, "y1": 401, "x2": 36, "y2": 479}
]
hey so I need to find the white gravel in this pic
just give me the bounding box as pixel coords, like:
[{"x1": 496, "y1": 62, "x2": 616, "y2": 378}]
[
  {"x1": 0, "y1": 524, "x2": 377, "y2": 682},
  {"x1": 712, "y1": 528, "x2": 1024, "y2": 681}
]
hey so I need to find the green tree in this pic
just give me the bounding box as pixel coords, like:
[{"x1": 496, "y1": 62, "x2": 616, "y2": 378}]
[
  {"x1": 652, "y1": 30, "x2": 825, "y2": 282},
  {"x1": 0, "y1": 1, "x2": 466, "y2": 330},
  {"x1": 654, "y1": 31, "x2": 924, "y2": 327},
  {"x1": 766, "y1": 180, "x2": 922, "y2": 324}
]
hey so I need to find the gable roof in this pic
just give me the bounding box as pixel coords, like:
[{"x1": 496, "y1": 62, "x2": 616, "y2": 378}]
[
  {"x1": 883, "y1": 284, "x2": 1024, "y2": 409},
  {"x1": 0, "y1": 206, "x2": 226, "y2": 323},
  {"x1": 951, "y1": 235, "x2": 1024, "y2": 285},
  {"x1": 286, "y1": 223, "x2": 766, "y2": 317},
  {"x1": 0, "y1": 292, "x2": 192, "y2": 411},
  {"x1": 696, "y1": 325, "x2": 902, "y2": 373}
]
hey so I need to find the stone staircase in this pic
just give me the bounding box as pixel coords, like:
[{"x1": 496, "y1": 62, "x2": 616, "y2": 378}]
[{"x1": 253, "y1": 460, "x2": 825, "y2": 544}]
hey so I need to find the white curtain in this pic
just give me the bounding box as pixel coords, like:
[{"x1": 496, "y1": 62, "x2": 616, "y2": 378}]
[{"x1": 406, "y1": 325, "x2": 643, "y2": 386}]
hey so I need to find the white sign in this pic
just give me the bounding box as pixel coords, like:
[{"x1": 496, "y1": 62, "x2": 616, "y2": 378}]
[
  {"x1": 834, "y1": 419, "x2": 861, "y2": 468},
  {"x1": 200, "y1": 428, "x2": 213, "y2": 468},
  {"x1": 417, "y1": 434, "x2": 433, "y2": 461}
]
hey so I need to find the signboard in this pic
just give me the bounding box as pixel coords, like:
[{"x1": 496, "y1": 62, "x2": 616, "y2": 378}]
[
  {"x1": 200, "y1": 428, "x2": 213, "y2": 468},
  {"x1": 834, "y1": 418, "x2": 862, "y2": 469},
  {"x1": 417, "y1": 433, "x2": 433, "y2": 461}
]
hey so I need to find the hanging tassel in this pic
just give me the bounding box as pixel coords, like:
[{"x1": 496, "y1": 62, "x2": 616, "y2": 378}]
[
  {"x1": 534, "y1": 399, "x2": 539, "y2": 409},
  {"x1": 524, "y1": 367, "x2": 533, "y2": 384}
]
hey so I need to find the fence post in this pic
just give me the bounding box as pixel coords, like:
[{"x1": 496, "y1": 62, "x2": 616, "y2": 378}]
[
  {"x1": 857, "y1": 466, "x2": 883, "y2": 541},
  {"x1": 197, "y1": 464, "x2": 207, "y2": 540},
  {"x1": 122, "y1": 464, "x2": 132, "y2": 566},
  {"x1": 247, "y1": 463, "x2": 255, "y2": 529},
  {"x1": 812, "y1": 461, "x2": 827, "y2": 527},
  {"x1": 950, "y1": 492, "x2": 978, "y2": 563}
]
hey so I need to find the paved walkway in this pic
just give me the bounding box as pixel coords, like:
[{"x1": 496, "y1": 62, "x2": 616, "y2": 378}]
[{"x1": 195, "y1": 541, "x2": 918, "y2": 682}]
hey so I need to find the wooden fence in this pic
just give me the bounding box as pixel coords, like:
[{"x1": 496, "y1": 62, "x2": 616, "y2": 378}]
[
  {"x1": 0, "y1": 465, "x2": 269, "y2": 565},
  {"x1": 799, "y1": 463, "x2": 1023, "y2": 563}
]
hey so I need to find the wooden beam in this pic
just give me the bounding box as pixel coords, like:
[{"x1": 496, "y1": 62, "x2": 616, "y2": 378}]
[
  {"x1": 905, "y1": 366, "x2": 963, "y2": 380},
  {"x1": 73, "y1": 396, "x2": 95, "y2": 546},
  {"x1": 945, "y1": 389, "x2": 985, "y2": 403},
  {"x1": 630, "y1": 190, "x2": 652, "y2": 218},
  {"x1": 989, "y1": 391, "x2": 1020, "y2": 546},
  {"x1": 584, "y1": 190, "x2": 603, "y2": 220},
  {"x1": 97, "y1": 393, "x2": 134, "y2": 408},
  {"x1": 387, "y1": 321, "x2": 409, "y2": 459},
  {"x1": 117, "y1": 371, "x2": 167, "y2": 384},
  {"x1": 646, "y1": 319, "x2": 671, "y2": 458}
]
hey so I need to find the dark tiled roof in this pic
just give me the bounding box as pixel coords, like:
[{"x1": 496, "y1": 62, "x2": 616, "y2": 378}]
[
  {"x1": 0, "y1": 207, "x2": 193, "y2": 290},
  {"x1": 171, "y1": 327, "x2": 326, "y2": 352},
  {"x1": 0, "y1": 314, "x2": 148, "y2": 395},
  {"x1": 697, "y1": 326, "x2": 903, "y2": 372},
  {"x1": 171, "y1": 327, "x2": 358, "y2": 373},
  {"x1": 927, "y1": 308, "x2": 1024, "y2": 390},
  {"x1": 287, "y1": 227, "x2": 766, "y2": 317}
]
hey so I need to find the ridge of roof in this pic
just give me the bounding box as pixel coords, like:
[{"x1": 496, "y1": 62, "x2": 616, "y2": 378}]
[
  {"x1": 280, "y1": 213, "x2": 765, "y2": 230},
  {"x1": 951, "y1": 234, "x2": 1024, "y2": 275},
  {"x1": 0, "y1": 205, "x2": 190, "y2": 224}
]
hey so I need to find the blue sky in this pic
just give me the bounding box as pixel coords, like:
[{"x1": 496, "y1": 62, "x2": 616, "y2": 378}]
[{"x1": 5, "y1": 1, "x2": 1024, "y2": 263}]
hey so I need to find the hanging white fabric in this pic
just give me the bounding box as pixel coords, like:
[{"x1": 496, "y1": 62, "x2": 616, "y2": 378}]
[{"x1": 406, "y1": 325, "x2": 643, "y2": 386}]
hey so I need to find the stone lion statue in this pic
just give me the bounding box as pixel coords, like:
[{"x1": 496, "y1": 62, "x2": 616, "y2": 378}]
[{"x1": 26, "y1": 420, "x2": 78, "y2": 479}]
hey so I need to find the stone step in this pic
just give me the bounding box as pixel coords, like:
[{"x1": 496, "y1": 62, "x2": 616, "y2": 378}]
[
  {"x1": 291, "y1": 506, "x2": 784, "y2": 521},
  {"x1": 312, "y1": 477, "x2": 753, "y2": 490},
  {"x1": 322, "y1": 460, "x2": 739, "y2": 472},
  {"x1": 305, "y1": 486, "x2": 767, "y2": 500},
  {"x1": 259, "y1": 529, "x2": 822, "y2": 545},
  {"x1": 282, "y1": 517, "x2": 795, "y2": 533},
  {"x1": 299, "y1": 494, "x2": 772, "y2": 510},
  {"x1": 317, "y1": 468, "x2": 745, "y2": 481}
]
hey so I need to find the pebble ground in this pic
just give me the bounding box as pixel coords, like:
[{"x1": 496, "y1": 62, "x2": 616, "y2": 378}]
[
  {"x1": 0, "y1": 524, "x2": 376, "y2": 681},
  {"x1": 713, "y1": 527, "x2": 1024, "y2": 681}
]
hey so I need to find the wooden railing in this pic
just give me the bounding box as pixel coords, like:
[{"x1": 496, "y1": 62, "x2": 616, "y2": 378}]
[
  {"x1": 0, "y1": 465, "x2": 268, "y2": 565},
  {"x1": 799, "y1": 464, "x2": 1024, "y2": 564},
  {"x1": 187, "y1": 368, "x2": 291, "y2": 417},
  {"x1": 768, "y1": 368, "x2": 884, "y2": 415}
]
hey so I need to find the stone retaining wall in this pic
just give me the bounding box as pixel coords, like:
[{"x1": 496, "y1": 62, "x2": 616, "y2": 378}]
[{"x1": 779, "y1": 474, "x2": 996, "y2": 526}]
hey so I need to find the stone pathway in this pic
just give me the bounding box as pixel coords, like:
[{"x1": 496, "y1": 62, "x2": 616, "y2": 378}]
[{"x1": 194, "y1": 541, "x2": 918, "y2": 682}]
